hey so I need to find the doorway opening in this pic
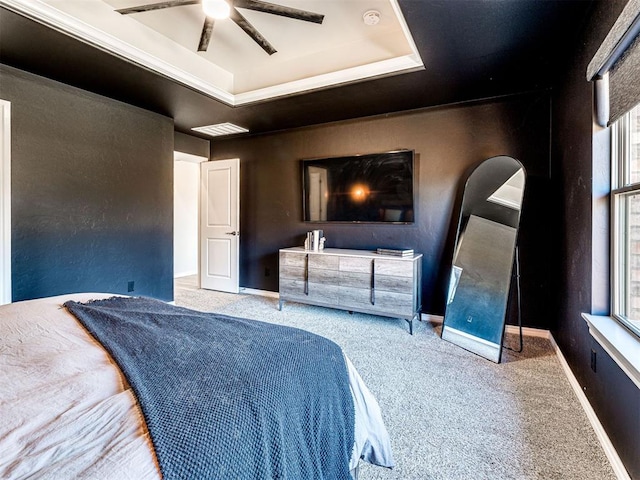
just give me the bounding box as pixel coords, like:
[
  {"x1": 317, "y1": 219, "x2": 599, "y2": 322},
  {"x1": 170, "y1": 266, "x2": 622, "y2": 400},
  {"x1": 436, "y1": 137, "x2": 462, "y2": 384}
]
[{"x1": 173, "y1": 151, "x2": 207, "y2": 281}]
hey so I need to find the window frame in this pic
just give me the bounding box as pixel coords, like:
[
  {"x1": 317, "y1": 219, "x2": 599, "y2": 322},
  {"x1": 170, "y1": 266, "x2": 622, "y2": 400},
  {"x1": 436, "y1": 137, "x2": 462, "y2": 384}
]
[{"x1": 611, "y1": 106, "x2": 640, "y2": 339}]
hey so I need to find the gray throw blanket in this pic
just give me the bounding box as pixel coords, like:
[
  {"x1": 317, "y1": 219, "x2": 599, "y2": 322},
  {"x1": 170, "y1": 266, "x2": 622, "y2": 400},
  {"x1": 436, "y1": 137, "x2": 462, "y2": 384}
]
[{"x1": 64, "y1": 296, "x2": 355, "y2": 480}]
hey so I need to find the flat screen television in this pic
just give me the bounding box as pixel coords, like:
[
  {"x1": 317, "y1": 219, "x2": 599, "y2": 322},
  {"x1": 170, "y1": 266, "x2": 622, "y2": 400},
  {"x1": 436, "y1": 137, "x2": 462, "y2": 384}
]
[{"x1": 302, "y1": 150, "x2": 414, "y2": 223}]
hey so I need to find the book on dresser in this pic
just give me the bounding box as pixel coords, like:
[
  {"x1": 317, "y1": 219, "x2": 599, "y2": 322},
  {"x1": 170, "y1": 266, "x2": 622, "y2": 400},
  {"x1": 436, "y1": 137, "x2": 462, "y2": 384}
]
[{"x1": 376, "y1": 248, "x2": 414, "y2": 257}]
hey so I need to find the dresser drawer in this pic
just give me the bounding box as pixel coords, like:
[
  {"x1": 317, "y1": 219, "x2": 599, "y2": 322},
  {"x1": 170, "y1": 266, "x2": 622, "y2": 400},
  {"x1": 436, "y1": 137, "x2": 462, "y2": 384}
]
[
  {"x1": 279, "y1": 278, "x2": 307, "y2": 297},
  {"x1": 372, "y1": 291, "x2": 415, "y2": 316},
  {"x1": 340, "y1": 256, "x2": 373, "y2": 273},
  {"x1": 374, "y1": 258, "x2": 414, "y2": 277},
  {"x1": 307, "y1": 283, "x2": 342, "y2": 302},
  {"x1": 280, "y1": 265, "x2": 306, "y2": 281},
  {"x1": 308, "y1": 254, "x2": 339, "y2": 270},
  {"x1": 341, "y1": 287, "x2": 373, "y2": 310},
  {"x1": 339, "y1": 271, "x2": 371, "y2": 289},
  {"x1": 374, "y1": 274, "x2": 414, "y2": 293},
  {"x1": 308, "y1": 268, "x2": 340, "y2": 284},
  {"x1": 280, "y1": 251, "x2": 307, "y2": 268}
]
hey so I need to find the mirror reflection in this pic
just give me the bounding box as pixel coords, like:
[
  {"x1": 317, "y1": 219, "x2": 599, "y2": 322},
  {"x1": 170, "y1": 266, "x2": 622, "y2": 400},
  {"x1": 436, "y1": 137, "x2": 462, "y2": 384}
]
[{"x1": 442, "y1": 156, "x2": 525, "y2": 363}]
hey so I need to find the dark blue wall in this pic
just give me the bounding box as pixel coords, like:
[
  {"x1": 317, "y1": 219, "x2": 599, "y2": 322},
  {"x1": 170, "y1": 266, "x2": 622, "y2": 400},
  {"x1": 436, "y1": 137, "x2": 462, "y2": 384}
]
[
  {"x1": 2, "y1": 64, "x2": 174, "y2": 302},
  {"x1": 209, "y1": 92, "x2": 553, "y2": 325}
]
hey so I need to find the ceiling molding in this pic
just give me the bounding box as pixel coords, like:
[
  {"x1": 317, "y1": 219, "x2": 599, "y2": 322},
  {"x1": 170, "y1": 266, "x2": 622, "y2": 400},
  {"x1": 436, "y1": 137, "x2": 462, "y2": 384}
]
[
  {"x1": 235, "y1": 54, "x2": 423, "y2": 105},
  {"x1": 1, "y1": 0, "x2": 423, "y2": 106}
]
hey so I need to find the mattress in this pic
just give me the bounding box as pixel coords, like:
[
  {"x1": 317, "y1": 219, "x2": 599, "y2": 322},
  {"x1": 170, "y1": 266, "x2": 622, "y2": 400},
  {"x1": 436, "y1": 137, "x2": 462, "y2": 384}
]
[{"x1": 0, "y1": 293, "x2": 393, "y2": 478}]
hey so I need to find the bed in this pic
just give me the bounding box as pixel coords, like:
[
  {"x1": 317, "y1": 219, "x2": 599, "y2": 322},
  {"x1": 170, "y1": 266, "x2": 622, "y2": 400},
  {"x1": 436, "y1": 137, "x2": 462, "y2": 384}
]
[{"x1": 0, "y1": 293, "x2": 394, "y2": 479}]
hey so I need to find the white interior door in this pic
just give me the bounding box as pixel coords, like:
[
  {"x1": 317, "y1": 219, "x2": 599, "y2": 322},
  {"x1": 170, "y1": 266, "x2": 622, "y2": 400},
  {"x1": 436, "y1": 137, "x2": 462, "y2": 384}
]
[{"x1": 200, "y1": 158, "x2": 240, "y2": 293}]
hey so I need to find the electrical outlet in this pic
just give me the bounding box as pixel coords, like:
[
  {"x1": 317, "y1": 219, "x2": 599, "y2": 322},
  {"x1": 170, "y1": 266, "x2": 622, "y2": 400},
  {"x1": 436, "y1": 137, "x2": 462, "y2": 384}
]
[
  {"x1": 590, "y1": 349, "x2": 597, "y2": 372},
  {"x1": 128, "y1": 281, "x2": 135, "y2": 292}
]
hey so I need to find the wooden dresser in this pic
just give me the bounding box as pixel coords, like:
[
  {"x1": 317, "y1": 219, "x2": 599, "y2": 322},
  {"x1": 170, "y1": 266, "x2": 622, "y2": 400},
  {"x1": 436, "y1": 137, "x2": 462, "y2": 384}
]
[{"x1": 279, "y1": 247, "x2": 422, "y2": 334}]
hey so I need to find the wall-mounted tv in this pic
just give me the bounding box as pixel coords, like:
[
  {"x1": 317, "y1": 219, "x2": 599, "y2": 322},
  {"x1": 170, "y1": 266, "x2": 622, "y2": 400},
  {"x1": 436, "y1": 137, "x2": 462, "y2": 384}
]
[{"x1": 302, "y1": 150, "x2": 415, "y2": 223}]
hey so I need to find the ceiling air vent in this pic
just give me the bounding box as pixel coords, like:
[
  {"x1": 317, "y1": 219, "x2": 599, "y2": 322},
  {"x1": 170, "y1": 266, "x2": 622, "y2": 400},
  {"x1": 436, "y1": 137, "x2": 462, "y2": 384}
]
[{"x1": 191, "y1": 123, "x2": 249, "y2": 137}]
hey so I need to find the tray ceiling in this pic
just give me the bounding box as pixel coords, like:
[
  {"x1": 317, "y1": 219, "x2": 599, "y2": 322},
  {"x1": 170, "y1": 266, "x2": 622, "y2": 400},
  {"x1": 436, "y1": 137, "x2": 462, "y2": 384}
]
[{"x1": 4, "y1": 0, "x2": 423, "y2": 105}]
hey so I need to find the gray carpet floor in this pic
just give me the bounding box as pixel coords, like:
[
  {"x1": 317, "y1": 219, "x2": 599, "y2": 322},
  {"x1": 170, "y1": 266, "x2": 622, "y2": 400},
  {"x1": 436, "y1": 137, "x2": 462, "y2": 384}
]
[{"x1": 174, "y1": 276, "x2": 616, "y2": 480}]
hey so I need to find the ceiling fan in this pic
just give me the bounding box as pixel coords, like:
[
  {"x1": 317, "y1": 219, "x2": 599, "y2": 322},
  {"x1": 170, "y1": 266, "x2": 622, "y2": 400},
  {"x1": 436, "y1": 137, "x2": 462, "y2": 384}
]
[{"x1": 115, "y1": 0, "x2": 325, "y2": 55}]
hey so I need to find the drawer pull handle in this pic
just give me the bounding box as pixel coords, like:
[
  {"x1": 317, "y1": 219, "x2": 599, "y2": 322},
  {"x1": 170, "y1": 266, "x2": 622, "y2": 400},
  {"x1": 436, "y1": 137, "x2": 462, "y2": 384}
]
[
  {"x1": 304, "y1": 254, "x2": 309, "y2": 295},
  {"x1": 371, "y1": 259, "x2": 375, "y2": 305}
]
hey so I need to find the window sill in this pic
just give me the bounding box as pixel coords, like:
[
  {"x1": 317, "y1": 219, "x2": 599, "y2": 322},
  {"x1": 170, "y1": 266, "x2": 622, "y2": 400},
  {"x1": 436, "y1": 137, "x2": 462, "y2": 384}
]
[{"x1": 582, "y1": 313, "x2": 640, "y2": 389}]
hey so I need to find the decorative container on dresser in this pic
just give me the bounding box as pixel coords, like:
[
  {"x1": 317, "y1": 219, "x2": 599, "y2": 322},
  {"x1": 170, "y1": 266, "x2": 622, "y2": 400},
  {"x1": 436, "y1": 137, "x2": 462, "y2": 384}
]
[{"x1": 278, "y1": 247, "x2": 422, "y2": 334}]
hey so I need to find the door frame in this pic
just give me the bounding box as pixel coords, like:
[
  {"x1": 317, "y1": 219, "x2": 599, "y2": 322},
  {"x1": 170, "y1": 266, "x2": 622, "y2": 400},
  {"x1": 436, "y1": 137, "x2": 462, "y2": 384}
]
[{"x1": 1, "y1": 100, "x2": 11, "y2": 305}]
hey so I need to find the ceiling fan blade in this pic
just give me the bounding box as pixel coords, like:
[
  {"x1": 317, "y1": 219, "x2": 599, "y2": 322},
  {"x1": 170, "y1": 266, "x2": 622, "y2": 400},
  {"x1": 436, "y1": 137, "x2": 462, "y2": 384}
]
[
  {"x1": 233, "y1": 0, "x2": 324, "y2": 24},
  {"x1": 198, "y1": 17, "x2": 215, "y2": 51},
  {"x1": 116, "y1": 0, "x2": 201, "y2": 15},
  {"x1": 230, "y1": 8, "x2": 277, "y2": 55}
]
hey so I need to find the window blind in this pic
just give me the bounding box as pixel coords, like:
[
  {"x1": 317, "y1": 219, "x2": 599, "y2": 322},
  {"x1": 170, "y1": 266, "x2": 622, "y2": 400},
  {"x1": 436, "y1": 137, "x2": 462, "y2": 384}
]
[{"x1": 587, "y1": 0, "x2": 640, "y2": 125}]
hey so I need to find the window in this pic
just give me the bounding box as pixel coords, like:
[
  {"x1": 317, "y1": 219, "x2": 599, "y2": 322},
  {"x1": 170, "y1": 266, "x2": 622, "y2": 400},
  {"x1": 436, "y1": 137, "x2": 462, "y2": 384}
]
[{"x1": 611, "y1": 102, "x2": 640, "y2": 337}]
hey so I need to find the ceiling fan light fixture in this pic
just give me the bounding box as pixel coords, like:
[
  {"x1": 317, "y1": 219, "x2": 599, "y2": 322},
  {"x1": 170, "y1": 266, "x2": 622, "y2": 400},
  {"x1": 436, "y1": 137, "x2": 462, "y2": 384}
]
[{"x1": 202, "y1": 0, "x2": 231, "y2": 20}]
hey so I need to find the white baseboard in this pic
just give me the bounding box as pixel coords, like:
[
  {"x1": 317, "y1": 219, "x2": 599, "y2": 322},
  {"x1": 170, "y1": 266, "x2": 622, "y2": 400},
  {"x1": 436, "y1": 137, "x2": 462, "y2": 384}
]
[
  {"x1": 174, "y1": 271, "x2": 198, "y2": 279},
  {"x1": 240, "y1": 287, "x2": 279, "y2": 299},
  {"x1": 548, "y1": 333, "x2": 631, "y2": 480},
  {"x1": 421, "y1": 313, "x2": 443, "y2": 323},
  {"x1": 504, "y1": 324, "x2": 550, "y2": 338},
  {"x1": 421, "y1": 314, "x2": 549, "y2": 339}
]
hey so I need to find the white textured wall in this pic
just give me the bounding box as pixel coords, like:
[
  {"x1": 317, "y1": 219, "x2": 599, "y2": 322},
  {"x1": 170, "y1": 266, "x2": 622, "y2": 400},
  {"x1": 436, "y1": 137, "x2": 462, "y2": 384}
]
[{"x1": 174, "y1": 160, "x2": 200, "y2": 277}]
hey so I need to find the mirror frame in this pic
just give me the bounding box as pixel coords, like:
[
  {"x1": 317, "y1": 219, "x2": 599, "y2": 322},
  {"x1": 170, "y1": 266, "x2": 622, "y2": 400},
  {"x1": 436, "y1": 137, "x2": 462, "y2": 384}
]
[{"x1": 441, "y1": 156, "x2": 525, "y2": 363}]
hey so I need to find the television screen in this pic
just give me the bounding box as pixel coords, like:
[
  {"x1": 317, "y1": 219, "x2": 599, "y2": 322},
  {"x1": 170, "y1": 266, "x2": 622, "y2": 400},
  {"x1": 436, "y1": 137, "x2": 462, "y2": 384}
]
[{"x1": 302, "y1": 150, "x2": 414, "y2": 223}]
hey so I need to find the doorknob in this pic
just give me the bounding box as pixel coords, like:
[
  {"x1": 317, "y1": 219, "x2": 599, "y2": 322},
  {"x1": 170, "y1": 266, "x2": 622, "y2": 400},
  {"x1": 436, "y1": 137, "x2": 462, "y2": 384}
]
[{"x1": 225, "y1": 231, "x2": 239, "y2": 236}]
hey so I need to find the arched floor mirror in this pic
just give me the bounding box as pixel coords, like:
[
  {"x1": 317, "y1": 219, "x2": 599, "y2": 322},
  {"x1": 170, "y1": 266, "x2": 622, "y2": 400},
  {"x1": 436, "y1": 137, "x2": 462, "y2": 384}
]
[{"x1": 442, "y1": 156, "x2": 525, "y2": 363}]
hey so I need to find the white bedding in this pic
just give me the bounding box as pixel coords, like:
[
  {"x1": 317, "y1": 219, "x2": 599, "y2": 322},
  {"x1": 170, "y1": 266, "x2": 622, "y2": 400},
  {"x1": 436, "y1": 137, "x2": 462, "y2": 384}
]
[{"x1": 0, "y1": 293, "x2": 393, "y2": 479}]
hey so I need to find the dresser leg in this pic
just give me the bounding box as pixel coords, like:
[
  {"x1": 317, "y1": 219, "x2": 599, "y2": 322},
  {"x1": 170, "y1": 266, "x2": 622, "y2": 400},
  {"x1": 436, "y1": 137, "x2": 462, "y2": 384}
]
[{"x1": 406, "y1": 313, "x2": 419, "y2": 335}]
